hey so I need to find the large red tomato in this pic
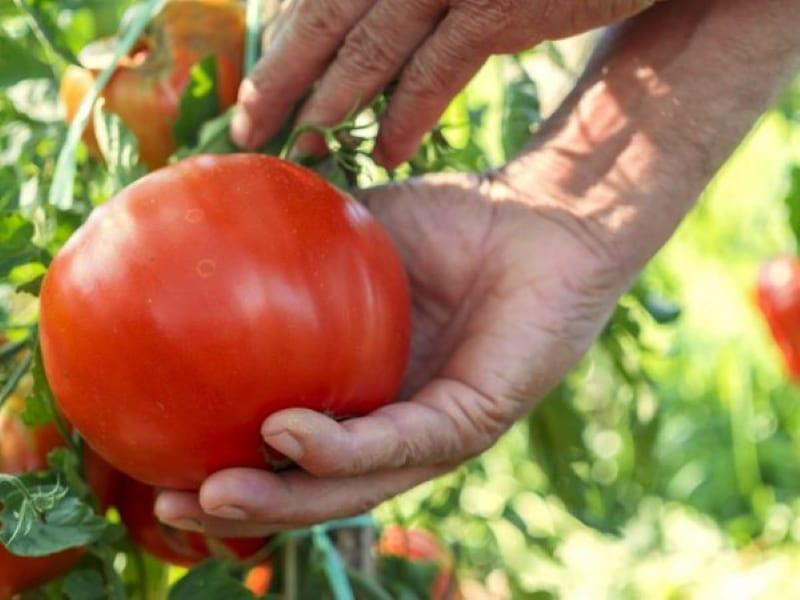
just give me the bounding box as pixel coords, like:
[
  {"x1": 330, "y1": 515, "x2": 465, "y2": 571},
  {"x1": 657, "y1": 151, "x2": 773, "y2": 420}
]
[
  {"x1": 378, "y1": 526, "x2": 458, "y2": 600},
  {"x1": 39, "y1": 154, "x2": 411, "y2": 489},
  {"x1": 117, "y1": 477, "x2": 265, "y2": 567},
  {"x1": 0, "y1": 396, "x2": 118, "y2": 599},
  {"x1": 60, "y1": 0, "x2": 245, "y2": 169},
  {"x1": 757, "y1": 256, "x2": 800, "y2": 378}
]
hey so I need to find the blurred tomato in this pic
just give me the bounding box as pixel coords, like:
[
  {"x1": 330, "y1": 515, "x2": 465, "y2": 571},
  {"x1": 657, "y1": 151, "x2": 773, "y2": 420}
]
[
  {"x1": 757, "y1": 256, "x2": 800, "y2": 378},
  {"x1": 379, "y1": 526, "x2": 458, "y2": 600},
  {"x1": 40, "y1": 154, "x2": 411, "y2": 489},
  {"x1": 117, "y1": 477, "x2": 265, "y2": 567},
  {"x1": 243, "y1": 564, "x2": 273, "y2": 597},
  {"x1": 60, "y1": 0, "x2": 245, "y2": 169},
  {"x1": 0, "y1": 395, "x2": 118, "y2": 599}
]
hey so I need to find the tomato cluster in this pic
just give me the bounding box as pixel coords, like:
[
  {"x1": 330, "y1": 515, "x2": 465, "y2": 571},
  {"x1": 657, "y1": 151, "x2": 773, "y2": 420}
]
[{"x1": 60, "y1": 0, "x2": 245, "y2": 169}]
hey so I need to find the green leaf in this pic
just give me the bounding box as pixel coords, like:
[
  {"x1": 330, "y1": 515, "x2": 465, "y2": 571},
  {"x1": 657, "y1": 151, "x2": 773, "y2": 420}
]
[
  {"x1": 785, "y1": 164, "x2": 800, "y2": 250},
  {"x1": 0, "y1": 34, "x2": 50, "y2": 87},
  {"x1": 641, "y1": 293, "x2": 682, "y2": 324},
  {"x1": 62, "y1": 570, "x2": 107, "y2": 600},
  {"x1": 93, "y1": 108, "x2": 145, "y2": 192},
  {"x1": 0, "y1": 471, "x2": 111, "y2": 557},
  {"x1": 0, "y1": 213, "x2": 43, "y2": 279},
  {"x1": 11, "y1": 0, "x2": 78, "y2": 66},
  {"x1": 22, "y1": 347, "x2": 57, "y2": 427},
  {"x1": 501, "y1": 64, "x2": 540, "y2": 161},
  {"x1": 172, "y1": 55, "x2": 221, "y2": 148},
  {"x1": 169, "y1": 561, "x2": 255, "y2": 600},
  {"x1": 377, "y1": 556, "x2": 438, "y2": 600}
]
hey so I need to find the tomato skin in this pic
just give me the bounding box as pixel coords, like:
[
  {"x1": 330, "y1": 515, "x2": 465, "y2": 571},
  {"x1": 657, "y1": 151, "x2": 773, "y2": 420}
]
[
  {"x1": 117, "y1": 477, "x2": 264, "y2": 567},
  {"x1": 60, "y1": 0, "x2": 245, "y2": 169},
  {"x1": 0, "y1": 398, "x2": 118, "y2": 599},
  {"x1": 378, "y1": 526, "x2": 457, "y2": 600},
  {"x1": 40, "y1": 154, "x2": 411, "y2": 490},
  {"x1": 757, "y1": 256, "x2": 800, "y2": 378}
]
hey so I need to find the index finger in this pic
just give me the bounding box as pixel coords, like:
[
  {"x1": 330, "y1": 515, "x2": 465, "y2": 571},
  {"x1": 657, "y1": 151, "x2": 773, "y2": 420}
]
[{"x1": 231, "y1": 0, "x2": 375, "y2": 148}]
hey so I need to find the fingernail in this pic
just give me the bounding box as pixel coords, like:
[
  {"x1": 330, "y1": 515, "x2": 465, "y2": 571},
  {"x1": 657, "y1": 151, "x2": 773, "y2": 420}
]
[
  {"x1": 231, "y1": 109, "x2": 253, "y2": 148},
  {"x1": 209, "y1": 505, "x2": 249, "y2": 520},
  {"x1": 160, "y1": 517, "x2": 203, "y2": 532},
  {"x1": 264, "y1": 431, "x2": 303, "y2": 461}
]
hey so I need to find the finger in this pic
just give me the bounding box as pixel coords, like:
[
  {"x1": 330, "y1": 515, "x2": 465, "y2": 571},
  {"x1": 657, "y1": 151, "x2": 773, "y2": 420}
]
[
  {"x1": 258, "y1": 377, "x2": 506, "y2": 478},
  {"x1": 373, "y1": 10, "x2": 490, "y2": 168},
  {"x1": 196, "y1": 464, "x2": 447, "y2": 528},
  {"x1": 292, "y1": 0, "x2": 446, "y2": 156},
  {"x1": 231, "y1": 0, "x2": 375, "y2": 149},
  {"x1": 155, "y1": 491, "x2": 285, "y2": 538}
]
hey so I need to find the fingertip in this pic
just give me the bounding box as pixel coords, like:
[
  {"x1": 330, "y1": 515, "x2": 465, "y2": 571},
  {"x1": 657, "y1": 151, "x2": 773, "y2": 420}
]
[
  {"x1": 374, "y1": 134, "x2": 414, "y2": 170},
  {"x1": 154, "y1": 491, "x2": 203, "y2": 531},
  {"x1": 230, "y1": 108, "x2": 254, "y2": 148}
]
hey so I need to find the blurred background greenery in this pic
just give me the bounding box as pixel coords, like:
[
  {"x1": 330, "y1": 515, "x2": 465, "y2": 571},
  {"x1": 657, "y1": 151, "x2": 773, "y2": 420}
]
[
  {"x1": 382, "y1": 40, "x2": 800, "y2": 600},
  {"x1": 3, "y1": 2, "x2": 800, "y2": 598}
]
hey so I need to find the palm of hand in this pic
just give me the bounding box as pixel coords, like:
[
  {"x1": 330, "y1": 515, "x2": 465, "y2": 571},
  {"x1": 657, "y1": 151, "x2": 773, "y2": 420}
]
[{"x1": 359, "y1": 172, "x2": 622, "y2": 458}]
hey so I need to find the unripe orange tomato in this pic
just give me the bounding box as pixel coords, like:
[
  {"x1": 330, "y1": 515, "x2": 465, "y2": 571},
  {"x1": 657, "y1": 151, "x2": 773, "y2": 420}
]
[{"x1": 60, "y1": 0, "x2": 245, "y2": 169}]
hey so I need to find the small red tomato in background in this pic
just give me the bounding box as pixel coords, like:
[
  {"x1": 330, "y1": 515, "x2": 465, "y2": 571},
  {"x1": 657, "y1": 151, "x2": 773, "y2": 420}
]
[
  {"x1": 243, "y1": 564, "x2": 274, "y2": 597},
  {"x1": 40, "y1": 154, "x2": 411, "y2": 490},
  {"x1": 378, "y1": 526, "x2": 458, "y2": 600},
  {"x1": 116, "y1": 477, "x2": 265, "y2": 567},
  {"x1": 0, "y1": 395, "x2": 118, "y2": 599},
  {"x1": 757, "y1": 256, "x2": 800, "y2": 378},
  {"x1": 60, "y1": 0, "x2": 245, "y2": 169}
]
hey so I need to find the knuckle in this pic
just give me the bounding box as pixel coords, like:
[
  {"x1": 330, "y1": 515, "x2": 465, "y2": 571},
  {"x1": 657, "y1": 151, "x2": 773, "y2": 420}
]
[{"x1": 295, "y1": 0, "x2": 351, "y2": 40}]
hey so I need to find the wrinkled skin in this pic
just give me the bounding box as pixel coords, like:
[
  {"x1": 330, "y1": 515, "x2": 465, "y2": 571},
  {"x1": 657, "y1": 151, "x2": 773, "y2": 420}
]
[
  {"x1": 0, "y1": 397, "x2": 118, "y2": 599},
  {"x1": 40, "y1": 154, "x2": 411, "y2": 489},
  {"x1": 233, "y1": 0, "x2": 663, "y2": 164},
  {"x1": 60, "y1": 0, "x2": 245, "y2": 169},
  {"x1": 117, "y1": 477, "x2": 265, "y2": 567}
]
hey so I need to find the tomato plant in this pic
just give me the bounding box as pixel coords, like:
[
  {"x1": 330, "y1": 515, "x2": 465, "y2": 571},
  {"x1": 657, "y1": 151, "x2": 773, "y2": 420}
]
[
  {"x1": 39, "y1": 154, "x2": 411, "y2": 489},
  {"x1": 60, "y1": 0, "x2": 245, "y2": 169},
  {"x1": 378, "y1": 526, "x2": 457, "y2": 600},
  {"x1": 0, "y1": 395, "x2": 117, "y2": 599}
]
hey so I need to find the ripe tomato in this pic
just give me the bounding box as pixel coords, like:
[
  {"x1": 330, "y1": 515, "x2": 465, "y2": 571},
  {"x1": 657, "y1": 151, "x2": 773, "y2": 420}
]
[
  {"x1": 378, "y1": 526, "x2": 458, "y2": 600},
  {"x1": 60, "y1": 0, "x2": 245, "y2": 169},
  {"x1": 757, "y1": 256, "x2": 800, "y2": 378},
  {"x1": 0, "y1": 396, "x2": 118, "y2": 599},
  {"x1": 40, "y1": 154, "x2": 411, "y2": 489},
  {"x1": 117, "y1": 477, "x2": 265, "y2": 567}
]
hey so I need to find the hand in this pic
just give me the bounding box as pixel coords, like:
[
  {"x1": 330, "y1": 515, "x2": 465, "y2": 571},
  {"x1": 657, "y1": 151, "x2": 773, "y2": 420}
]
[
  {"x1": 156, "y1": 0, "x2": 800, "y2": 536},
  {"x1": 153, "y1": 162, "x2": 631, "y2": 537},
  {"x1": 231, "y1": 0, "x2": 662, "y2": 166}
]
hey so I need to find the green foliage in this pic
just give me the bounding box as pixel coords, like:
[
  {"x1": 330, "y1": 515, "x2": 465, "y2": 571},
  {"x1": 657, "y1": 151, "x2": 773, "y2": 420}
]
[
  {"x1": 0, "y1": 471, "x2": 111, "y2": 556},
  {"x1": 0, "y1": 0, "x2": 799, "y2": 597},
  {"x1": 172, "y1": 55, "x2": 222, "y2": 148},
  {"x1": 169, "y1": 561, "x2": 255, "y2": 600}
]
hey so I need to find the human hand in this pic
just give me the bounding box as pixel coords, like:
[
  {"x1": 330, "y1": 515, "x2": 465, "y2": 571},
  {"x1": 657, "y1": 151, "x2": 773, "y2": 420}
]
[
  {"x1": 154, "y1": 165, "x2": 631, "y2": 536},
  {"x1": 231, "y1": 0, "x2": 662, "y2": 167},
  {"x1": 155, "y1": 0, "x2": 800, "y2": 536}
]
